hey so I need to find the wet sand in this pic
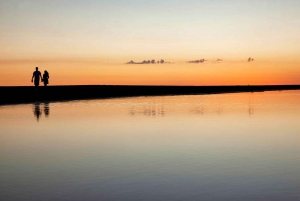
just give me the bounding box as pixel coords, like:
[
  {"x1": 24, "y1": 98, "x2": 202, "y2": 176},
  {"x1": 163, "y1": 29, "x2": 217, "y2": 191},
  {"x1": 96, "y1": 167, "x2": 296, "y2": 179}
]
[{"x1": 1, "y1": 85, "x2": 300, "y2": 105}]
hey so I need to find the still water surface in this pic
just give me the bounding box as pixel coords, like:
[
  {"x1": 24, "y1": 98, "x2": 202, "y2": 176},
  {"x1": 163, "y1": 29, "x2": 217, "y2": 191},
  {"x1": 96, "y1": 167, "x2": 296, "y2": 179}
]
[{"x1": 1, "y1": 91, "x2": 300, "y2": 201}]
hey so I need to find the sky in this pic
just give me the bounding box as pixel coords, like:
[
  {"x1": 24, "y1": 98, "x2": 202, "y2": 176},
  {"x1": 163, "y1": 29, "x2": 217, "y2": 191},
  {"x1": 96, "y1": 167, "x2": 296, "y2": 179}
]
[{"x1": 0, "y1": 0, "x2": 300, "y2": 86}]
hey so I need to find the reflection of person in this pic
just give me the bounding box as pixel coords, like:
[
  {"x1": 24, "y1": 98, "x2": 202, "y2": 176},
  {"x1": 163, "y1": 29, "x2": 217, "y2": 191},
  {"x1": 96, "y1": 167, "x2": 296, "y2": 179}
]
[
  {"x1": 42, "y1": 70, "x2": 49, "y2": 86},
  {"x1": 33, "y1": 103, "x2": 42, "y2": 121},
  {"x1": 44, "y1": 102, "x2": 50, "y2": 117},
  {"x1": 31, "y1": 67, "x2": 42, "y2": 89}
]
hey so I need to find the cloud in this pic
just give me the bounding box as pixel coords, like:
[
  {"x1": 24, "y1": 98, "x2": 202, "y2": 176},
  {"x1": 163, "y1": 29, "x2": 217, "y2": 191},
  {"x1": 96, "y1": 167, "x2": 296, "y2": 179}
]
[
  {"x1": 187, "y1": 59, "x2": 205, "y2": 63},
  {"x1": 126, "y1": 59, "x2": 168, "y2": 64},
  {"x1": 248, "y1": 57, "x2": 254, "y2": 62}
]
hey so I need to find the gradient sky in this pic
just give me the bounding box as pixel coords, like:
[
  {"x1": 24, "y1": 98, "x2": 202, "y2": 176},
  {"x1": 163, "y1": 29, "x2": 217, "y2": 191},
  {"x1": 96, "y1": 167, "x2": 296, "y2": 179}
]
[{"x1": 0, "y1": 0, "x2": 300, "y2": 85}]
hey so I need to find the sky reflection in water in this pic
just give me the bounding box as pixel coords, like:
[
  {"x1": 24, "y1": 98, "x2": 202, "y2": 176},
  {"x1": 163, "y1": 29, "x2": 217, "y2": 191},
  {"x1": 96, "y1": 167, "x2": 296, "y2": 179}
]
[{"x1": 0, "y1": 91, "x2": 300, "y2": 201}]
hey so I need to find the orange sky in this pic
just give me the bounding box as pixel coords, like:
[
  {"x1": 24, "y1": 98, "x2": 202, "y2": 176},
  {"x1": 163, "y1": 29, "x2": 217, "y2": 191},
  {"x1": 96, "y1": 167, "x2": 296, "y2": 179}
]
[{"x1": 0, "y1": 59, "x2": 299, "y2": 86}]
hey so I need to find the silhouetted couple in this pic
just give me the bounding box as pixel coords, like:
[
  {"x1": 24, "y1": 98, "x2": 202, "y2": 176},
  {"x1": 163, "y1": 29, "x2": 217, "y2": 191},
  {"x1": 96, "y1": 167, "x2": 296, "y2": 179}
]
[{"x1": 31, "y1": 67, "x2": 49, "y2": 89}]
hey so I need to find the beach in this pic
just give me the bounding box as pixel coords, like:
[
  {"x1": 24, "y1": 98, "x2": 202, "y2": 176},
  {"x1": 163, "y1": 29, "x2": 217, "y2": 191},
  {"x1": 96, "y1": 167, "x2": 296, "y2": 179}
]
[{"x1": 1, "y1": 85, "x2": 300, "y2": 105}]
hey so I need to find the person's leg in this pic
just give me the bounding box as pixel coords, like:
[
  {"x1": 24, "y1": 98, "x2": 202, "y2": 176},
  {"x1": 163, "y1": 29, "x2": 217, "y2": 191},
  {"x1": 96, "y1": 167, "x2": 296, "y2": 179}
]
[{"x1": 35, "y1": 80, "x2": 39, "y2": 91}]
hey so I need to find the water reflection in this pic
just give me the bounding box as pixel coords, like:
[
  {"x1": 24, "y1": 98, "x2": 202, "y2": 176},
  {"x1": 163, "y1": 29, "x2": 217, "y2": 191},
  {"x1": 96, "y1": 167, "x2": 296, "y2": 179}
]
[
  {"x1": 248, "y1": 105, "x2": 254, "y2": 116},
  {"x1": 127, "y1": 100, "x2": 258, "y2": 117},
  {"x1": 1, "y1": 91, "x2": 300, "y2": 201},
  {"x1": 33, "y1": 102, "x2": 50, "y2": 121},
  {"x1": 33, "y1": 103, "x2": 42, "y2": 121},
  {"x1": 44, "y1": 102, "x2": 50, "y2": 117},
  {"x1": 189, "y1": 104, "x2": 254, "y2": 117},
  {"x1": 129, "y1": 103, "x2": 165, "y2": 117},
  {"x1": 190, "y1": 105, "x2": 205, "y2": 115}
]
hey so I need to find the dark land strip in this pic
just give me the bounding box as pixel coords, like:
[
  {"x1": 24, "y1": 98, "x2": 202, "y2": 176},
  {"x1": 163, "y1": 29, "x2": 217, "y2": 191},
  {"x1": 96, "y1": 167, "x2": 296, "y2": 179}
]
[{"x1": 1, "y1": 85, "x2": 300, "y2": 105}]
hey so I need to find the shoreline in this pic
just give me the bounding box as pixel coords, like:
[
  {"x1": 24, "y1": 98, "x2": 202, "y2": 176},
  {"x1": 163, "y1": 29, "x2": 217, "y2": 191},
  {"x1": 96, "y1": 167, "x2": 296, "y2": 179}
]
[{"x1": 1, "y1": 85, "x2": 300, "y2": 105}]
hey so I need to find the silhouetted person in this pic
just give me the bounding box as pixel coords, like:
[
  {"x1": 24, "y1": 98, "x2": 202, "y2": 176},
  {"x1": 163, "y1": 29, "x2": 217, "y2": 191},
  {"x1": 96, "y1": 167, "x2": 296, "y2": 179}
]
[
  {"x1": 31, "y1": 67, "x2": 42, "y2": 90},
  {"x1": 42, "y1": 70, "x2": 49, "y2": 86}
]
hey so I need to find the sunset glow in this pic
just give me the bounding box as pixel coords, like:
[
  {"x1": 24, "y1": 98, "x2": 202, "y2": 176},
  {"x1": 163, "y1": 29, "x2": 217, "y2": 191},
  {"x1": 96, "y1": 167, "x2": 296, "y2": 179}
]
[{"x1": 1, "y1": 0, "x2": 300, "y2": 86}]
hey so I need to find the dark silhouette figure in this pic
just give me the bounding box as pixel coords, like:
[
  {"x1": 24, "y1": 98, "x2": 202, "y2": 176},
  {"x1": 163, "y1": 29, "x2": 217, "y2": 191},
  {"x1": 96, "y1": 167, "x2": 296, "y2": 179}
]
[
  {"x1": 42, "y1": 70, "x2": 49, "y2": 86},
  {"x1": 33, "y1": 103, "x2": 42, "y2": 121},
  {"x1": 31, "y1": 67, "x2": 42, "y2": 90}
]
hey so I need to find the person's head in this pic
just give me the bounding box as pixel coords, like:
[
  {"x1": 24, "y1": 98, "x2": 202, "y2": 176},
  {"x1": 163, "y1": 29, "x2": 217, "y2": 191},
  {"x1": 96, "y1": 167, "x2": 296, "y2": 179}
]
[
  {"x1": 36, "y1": 67, "x2": 38, "y2": 71},
  {"x1": 44, "y1": 70, "x2": 48, "y2": 74}
]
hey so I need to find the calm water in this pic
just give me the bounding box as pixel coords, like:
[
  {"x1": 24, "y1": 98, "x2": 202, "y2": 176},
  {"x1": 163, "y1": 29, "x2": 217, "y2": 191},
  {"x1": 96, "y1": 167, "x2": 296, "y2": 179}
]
[{"x1": 1, "y1": 91, "x2": 300, "y2": 201}]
